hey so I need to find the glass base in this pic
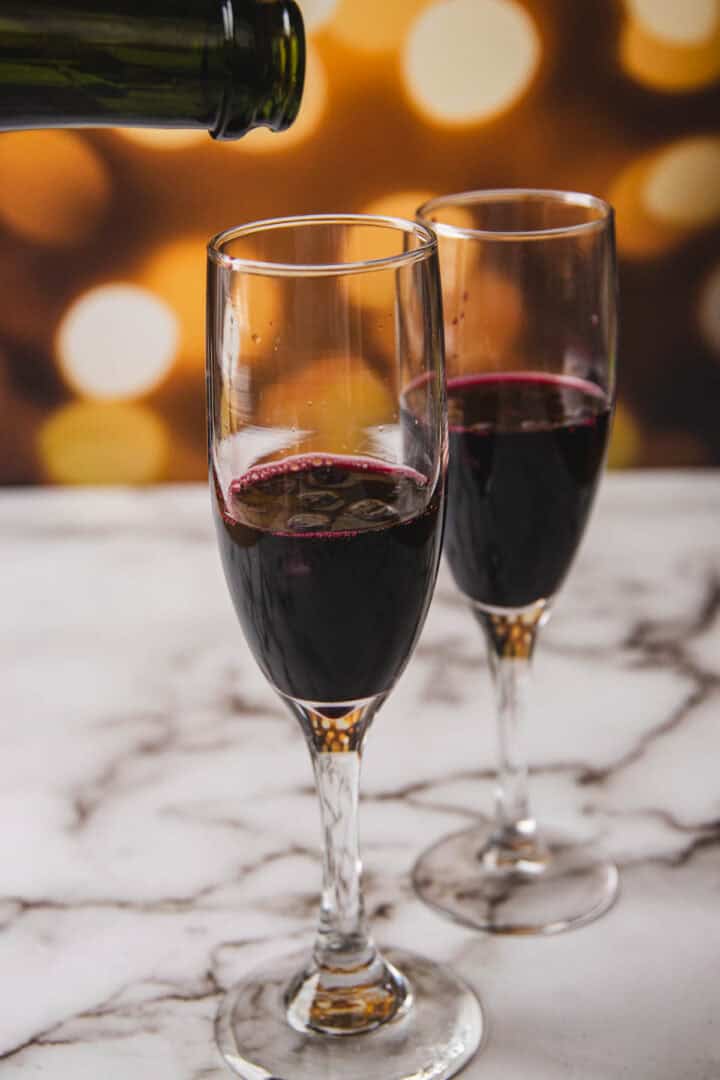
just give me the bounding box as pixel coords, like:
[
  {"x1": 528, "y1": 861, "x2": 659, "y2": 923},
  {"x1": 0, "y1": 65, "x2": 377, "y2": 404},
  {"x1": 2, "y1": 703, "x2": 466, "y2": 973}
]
[
  {"x1": 215, "y1": 947, "x2": 484, "y2": 1080},
  {"x1": 413, "y1": 824, "x2": 619, "y2": 935}
]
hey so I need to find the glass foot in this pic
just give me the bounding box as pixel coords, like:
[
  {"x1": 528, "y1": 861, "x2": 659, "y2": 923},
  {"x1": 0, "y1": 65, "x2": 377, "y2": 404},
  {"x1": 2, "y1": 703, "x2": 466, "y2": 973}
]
[
  {"x1": 413, "y1": 824, "x2": 619, "y2": 935},
  {"x1": 216, "y1": 947, "x2": 484, "y2": 1080}
]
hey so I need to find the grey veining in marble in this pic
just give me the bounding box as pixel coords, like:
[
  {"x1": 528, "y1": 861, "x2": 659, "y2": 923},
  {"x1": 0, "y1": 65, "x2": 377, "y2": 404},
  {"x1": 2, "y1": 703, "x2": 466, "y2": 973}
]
[{"x1": 1, "y1": 472, "x2": 719, "y2": 1078}]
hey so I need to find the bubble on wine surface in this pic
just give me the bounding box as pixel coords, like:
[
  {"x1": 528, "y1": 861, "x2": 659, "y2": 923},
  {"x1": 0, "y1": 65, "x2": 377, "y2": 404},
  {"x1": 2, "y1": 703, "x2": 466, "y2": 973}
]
[
  {"x1": 298, "y1": 490, "x2": 344, "y2": 512},
  {"x1": 308, "y1": 464, "x2": 355, "y2": 488},
  {"x1": 288, "y1": 513, "x2": 332, "y2": 532},
  {"x1": 347, "y1": 499, "x2": 400, "y2": 523},
  {"x1": 231, "y1": 470, "x2": 298, "y2": 501}
]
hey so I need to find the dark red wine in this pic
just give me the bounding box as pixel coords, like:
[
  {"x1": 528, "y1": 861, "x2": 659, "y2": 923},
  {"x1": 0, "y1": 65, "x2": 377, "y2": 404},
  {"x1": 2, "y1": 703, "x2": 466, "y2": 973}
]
[
  {"x1": 445, "y1": 372, "x2": 611, "y2": 609},
  {"x1": 213, "y1": 454, "x2": 443, "y2": 703}
]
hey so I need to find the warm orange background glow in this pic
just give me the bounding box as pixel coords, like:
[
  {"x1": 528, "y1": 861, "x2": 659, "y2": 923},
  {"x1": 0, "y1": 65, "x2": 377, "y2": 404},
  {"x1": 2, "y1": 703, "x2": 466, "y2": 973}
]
[{"x1": 1, "y1": 0, "x2": 719, "y2": 484}]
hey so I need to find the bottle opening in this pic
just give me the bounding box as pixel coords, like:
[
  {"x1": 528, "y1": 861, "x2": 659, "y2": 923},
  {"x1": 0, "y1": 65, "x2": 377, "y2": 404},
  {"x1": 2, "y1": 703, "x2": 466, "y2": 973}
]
[{"x1": 213, "y1": 0, "x2": 306, "y2": 140}]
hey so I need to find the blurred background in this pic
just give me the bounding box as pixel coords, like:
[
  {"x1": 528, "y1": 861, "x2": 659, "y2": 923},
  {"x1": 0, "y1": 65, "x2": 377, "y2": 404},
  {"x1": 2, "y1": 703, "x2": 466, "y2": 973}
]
[{"x1": 1, "y1": 0, "x2": 719, "y2": 485}]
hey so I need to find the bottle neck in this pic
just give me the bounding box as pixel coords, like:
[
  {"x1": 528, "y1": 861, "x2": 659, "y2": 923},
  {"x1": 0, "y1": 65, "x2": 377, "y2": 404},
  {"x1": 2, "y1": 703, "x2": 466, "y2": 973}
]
[
  {"x1": 215, "y1": 0, "x2": 304, "y2": 139},
  {"x1": 0, "y1": 0, "x2": 304, "y2": 139}
]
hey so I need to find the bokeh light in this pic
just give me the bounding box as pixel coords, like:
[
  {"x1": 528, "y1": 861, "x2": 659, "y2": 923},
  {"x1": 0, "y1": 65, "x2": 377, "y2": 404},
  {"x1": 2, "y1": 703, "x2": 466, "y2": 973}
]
[
  {"x1": 609, "y1": 153, "x2": 683, "y2": 257},
  {"x1": 1, "y1": 1, "x2": 719, "y2": 483},
  {"x1": 140, "y1": 235, "x2": 207, "y2": 370},
  {"x1": 257, "y1": 355, "x2": 394, "y2": 454},
  {"x1": 625, "y1": 0, "x2": 719, "y2": 44},
  {"x1": 403, "y1": 0, "x2": 540, "y2": 124},
  {"x1": 302, "y1": 0, "x2": 340, "y2": 31},
  {"x1": 39, "y1": 401, "x2": 169, "y2": 484},
  {"x1": 620, "y1": 0, "x2": 720, "y2": 91},
  {"x1": 609, "y1": 139, "x2": 720, "y2": 257},
  {"x1": 56, "y1": 284, "x2": 178, "y2": 400},
  {"x1": 0, "y1": 131, "x2": 110, "y2": 246},
  {"x1": 698, "y1": 262, "x2": 720, "y2": 355},
  {"x1": 328, "y1": 0, "x2": 427, "y2": 53},
  {"x1": 233, "y1": 45, "x2": 327, "y2": 153},
  {"x1": 643, "y1": 136, "x2": 720, "y2": 227}
]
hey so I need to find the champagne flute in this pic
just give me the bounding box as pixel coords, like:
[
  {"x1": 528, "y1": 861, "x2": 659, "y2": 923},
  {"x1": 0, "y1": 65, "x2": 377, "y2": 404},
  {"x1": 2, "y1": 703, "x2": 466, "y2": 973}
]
[
  {"x1": 413, "y1": 189, "x2": 620, "y2": 935},
  {"x1": 207, "y1": 214, "x2": 483, "y2": 1079}
]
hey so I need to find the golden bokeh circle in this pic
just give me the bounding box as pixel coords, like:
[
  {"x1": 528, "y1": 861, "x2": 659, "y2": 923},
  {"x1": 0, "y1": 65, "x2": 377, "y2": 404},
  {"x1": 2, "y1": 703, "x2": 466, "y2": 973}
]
[
  {"x1": 625, "y1": 0, "x2": 719, "y2": 44},
  {"x1": 39, "y1": 401, "x2": 170, "y2": 484},
  {"x1": 609, "y1": 138, "x2": 720, "y2": 258},
  {"x1": 328, "y1": 0, "x2": 428, "y2": 53},
  {"x1": 0, "y1": 131, "x2": 111, "y2": 247},
  {"x1": 609, "y1": 153, "x2": 682, "y2": 258},
  {"x1": 56, "y1": 284, "x2": 179, "y2": 400},
  {"x1": 301, "y1": 0, "x2": 340, "y2": 31},
  {"x1": 403, "y1": 0, "x2": 541, "y2": 125},
  {"x1": 257, "y1": 355, "x2": 395, "y2": 455},
  {"x1": 620, "y1": 0, "x2": 720, "y2": 91},
  {"x1": 643, "y1": 136, "x2": 720, "y2": 227}
]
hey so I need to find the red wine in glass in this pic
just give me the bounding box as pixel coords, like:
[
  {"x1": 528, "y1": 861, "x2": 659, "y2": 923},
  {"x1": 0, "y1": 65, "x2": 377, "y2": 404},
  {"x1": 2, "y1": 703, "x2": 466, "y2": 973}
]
[
  {"x1": 445, "y1": 372, "x2": 611, "y2": 609},
  {"x1": 208, "y1": 213, "x2": 483, "y2": 1080},
  {"x1": 213, "y1": 453, "x2": 443, "y2": 703},
  {"x1": 412, "y1": 188, "x2": 619, "y2": 938}
]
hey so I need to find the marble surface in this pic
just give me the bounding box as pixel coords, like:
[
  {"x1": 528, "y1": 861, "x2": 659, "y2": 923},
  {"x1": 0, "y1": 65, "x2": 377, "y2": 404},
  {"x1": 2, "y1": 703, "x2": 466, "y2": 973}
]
[{"x1": 1, "y1": 472, "x2": 719, "y2": 1078}]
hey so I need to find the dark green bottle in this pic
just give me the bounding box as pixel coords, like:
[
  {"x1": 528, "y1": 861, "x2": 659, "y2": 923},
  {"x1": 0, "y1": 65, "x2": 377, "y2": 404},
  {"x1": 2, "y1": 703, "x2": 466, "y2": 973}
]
[{"x1": 0, "y1": 0, "x2": 305, "y2": 139}]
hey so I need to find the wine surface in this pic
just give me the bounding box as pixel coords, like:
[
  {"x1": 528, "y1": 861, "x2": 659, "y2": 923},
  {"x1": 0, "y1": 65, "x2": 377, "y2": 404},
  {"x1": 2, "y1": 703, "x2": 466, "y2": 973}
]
[
  {"x1": 214, "y1": 454, "x2": 442, "y2": 702},
  {"x1": 445, "y1": 372, "x2": 611, "y2": 609}
]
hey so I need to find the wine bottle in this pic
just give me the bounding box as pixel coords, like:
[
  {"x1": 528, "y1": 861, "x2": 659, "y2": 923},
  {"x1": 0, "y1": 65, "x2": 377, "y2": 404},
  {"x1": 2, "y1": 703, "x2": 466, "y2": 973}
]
[{"x1": 0, "y1": 0, "x2": 305, "y2": 140}]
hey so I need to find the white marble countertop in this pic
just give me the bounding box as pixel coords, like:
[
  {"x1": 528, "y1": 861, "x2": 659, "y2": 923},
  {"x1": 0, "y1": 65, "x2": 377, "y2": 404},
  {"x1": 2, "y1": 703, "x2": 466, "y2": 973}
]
[{"x1": 1, "y1": 473, "x2": 719, "y2": 1078}]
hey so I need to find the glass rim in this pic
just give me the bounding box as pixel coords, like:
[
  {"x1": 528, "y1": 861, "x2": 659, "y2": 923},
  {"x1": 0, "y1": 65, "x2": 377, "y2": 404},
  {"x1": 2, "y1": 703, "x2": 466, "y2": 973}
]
[
  {"x1": 208, "y1": 213, "x2": 437, "y2": 277},
  {"x1": 417, "y1": 188, "x2": 614, "y2": 241}
]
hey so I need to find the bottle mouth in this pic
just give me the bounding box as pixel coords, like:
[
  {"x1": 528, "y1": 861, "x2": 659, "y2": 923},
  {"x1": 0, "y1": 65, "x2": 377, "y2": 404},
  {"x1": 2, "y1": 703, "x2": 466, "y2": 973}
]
[
  {"x1": 267, "y1": 0, "x2": 306, "y2": 132},
  {"x1": 213, "y1": 0, "x2": 306, "y2": 140}
]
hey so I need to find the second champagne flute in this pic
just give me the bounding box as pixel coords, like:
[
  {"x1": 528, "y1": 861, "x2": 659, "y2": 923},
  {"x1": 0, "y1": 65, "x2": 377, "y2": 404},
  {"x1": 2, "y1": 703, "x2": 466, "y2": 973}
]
[
  {"x1": 207, "y1": 214, "x2": 483, "y2": 1079},
  {"x1": 413, "y1": 189, "x2": 620, "y2": 935}
]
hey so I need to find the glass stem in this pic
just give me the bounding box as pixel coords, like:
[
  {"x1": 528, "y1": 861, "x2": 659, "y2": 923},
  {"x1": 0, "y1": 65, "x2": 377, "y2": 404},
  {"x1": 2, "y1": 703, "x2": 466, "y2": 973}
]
[
  {"x1": 474, "y1": 602, "x2": 548, "y2": 849},
  {"x1": 284, "y1": 697, "x2": 408, "y2": 1035},
  {"x1": 312, "y1": 749, "x2": 374, "y2": 967},
  {"x1": 488, "y1": 651, "x2": 533, "y2": 835}
]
